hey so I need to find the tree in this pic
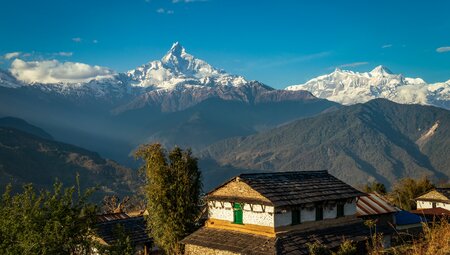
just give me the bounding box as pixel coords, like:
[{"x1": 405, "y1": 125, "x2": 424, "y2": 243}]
[
  {"x1": 0, "y1": 181, "x2": 98, "y2": 255},
  {"x1": 135, "y1": 143, "x2": 202, "y2": 254},
  {"x1": 390, "y1": 176, "x2": 434, "y2": 210},
  {"x1": 362, "y1": 182, "x2": 387, "y2": 195}
]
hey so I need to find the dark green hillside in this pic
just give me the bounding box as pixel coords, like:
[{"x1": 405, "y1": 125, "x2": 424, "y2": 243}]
[
  {"x1": 0, "y1": 127, "x2": 137, "y2": 198},
  {"x1": 0, "y1": 116, "x2": 53, "y2": 140},
  {"x1": 203, "y1": 99, "x2": 450, "y2": 188}
]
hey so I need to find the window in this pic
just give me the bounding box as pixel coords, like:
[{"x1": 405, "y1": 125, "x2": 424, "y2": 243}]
[
  {"x1": 315, "y1": 206, "x2": 323, "y2": 221},
  {"x1": 292, "y1": 209, "x2": 301, "y2": 225},
  {"x1": 233, "y1": 203, "x2": 243, "y2": 224},
  {"x1": 337, "y1": 204, "x2": 344, "y2": 218}
]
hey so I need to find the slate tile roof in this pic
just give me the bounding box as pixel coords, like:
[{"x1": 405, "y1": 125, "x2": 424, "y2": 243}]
[
  {"x1": 276, "y1": 219, "x2": 373, "y2": 255},
  {"x1": 435, "y1": 188, "x2": 450, "y2": 200},
  {"x1": 181, "y1": 227, "x2": 276, "y2": 255},
  {"x1": 208, "y1": 170, "x2": 365, "y2": 207},
  {"x1": 181, "y1": 218, "x2": 386, "y2": 255},
  {"x1": 95, "y1": 216, "x2": 152, "y2": 245}
]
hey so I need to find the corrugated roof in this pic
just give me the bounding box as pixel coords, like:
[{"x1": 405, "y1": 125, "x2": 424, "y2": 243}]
[
  {"x1": 356, "y1": 193, "x2": 398, "y2": 216},
  {"x1": 208, "y1": 170, "x2": 365, "y2": 207}
]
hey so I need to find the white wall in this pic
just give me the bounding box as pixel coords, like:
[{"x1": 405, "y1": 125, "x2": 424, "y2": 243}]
[
  {"x1": 275, "y1": 211, "x2": 292, "y2": 227},
  {"x1": 208, "y1": 200, "x2": 358, "y2": 228},
  {"x1": 417, "y1": 200, "x2": 450, "y2": 210},
  {"x1": 242, "y1": 204, "x2": 274, "y2": 227},
  {"x1": 324, "y1": 206, "x2": 337, "y2": 219},
  {"x1": 208, "y1": 201, "x2": 275, "y2": 227},
  {"x1": 344, "y1": 201, "x2": 356, "y2": 216},
  {"x1": 209, "y1": 201, "x2": 234, "y2": 222},
  {"x1": 301, "y1": 208, "x2": 316, "y2": 222}
]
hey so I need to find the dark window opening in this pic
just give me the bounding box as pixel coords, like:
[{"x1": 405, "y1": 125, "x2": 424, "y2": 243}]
[
  {"x1": 315, "y1": 206, "x2": 323, "y2": 221},
  {"x1": 292, "y1": 209, "x2": 301, "y2": 225},
  {"x1": 337, "y1": 204, "x2": 344, "y2": 218}
]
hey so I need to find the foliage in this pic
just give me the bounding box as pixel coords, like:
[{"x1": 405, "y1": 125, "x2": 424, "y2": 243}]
[
  {"x1": 95, "y1": 224, "x2": 135, "y2": 255},
  {"x1": 0, "y1": 180, "x2": 97, "y2": 255},
  {"x1": 307, "y1": 241, "x2": 332, "y2": 255},
  {"x1": 389, "y1": 177, "x2": 434, "y2": 210},
  {"x1": 335, "y1": 239, "x2": 357, "y2": 255},
  {"x1": 372, "y1": 219, "x2": 450, "y2": 255},
  {"x1": 101, "y1": 195, "x2": 146, "y2": 214},
  {"x1": 307, "y1": 239, "x2": 357, "y2": 255},
  {"x1": 363, "y1": 181, "x2": 387, "y2": 195},
  {"x1": 135, "y1": 143, "x2": 202, "y2": 255}
]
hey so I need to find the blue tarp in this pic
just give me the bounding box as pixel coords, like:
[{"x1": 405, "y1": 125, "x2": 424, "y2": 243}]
[{"x1": 395, "y1": 210, "x2": 426, "y2": 225}]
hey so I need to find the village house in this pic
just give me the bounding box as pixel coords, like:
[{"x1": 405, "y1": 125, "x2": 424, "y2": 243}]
[
  {"x1": 415, "y1": 188, "x2": 450, "y2": 211},
  {"x1": 182, "y1": 170, "x2": 391, "y2": 254},
  {"x1": 413, "y1": 188, "x2": 450, "y2": 221},
  {"x1": 93, "y1": 212, "x2": 155, "y2": 255}
]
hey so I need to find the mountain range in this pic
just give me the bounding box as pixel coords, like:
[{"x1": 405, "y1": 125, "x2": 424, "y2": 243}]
[
  {"x1": 1, "y1": 42, "x2": 450, "y2": 192},
  {"x1": 202, "y1": 99, "x2": 450, "y2": 189},
  {"x1": 286, "y1": 66, "x2": 450, "y2": 109},
  {"x1": 0, "y1": 43, "x2": 337, "y2": 166}
]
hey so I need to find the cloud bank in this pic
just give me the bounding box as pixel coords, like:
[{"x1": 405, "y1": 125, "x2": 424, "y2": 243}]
[
  {"x1": 436, "y1": 46, "x2": 450, "y2": 53},
  {"x1": 10, "y1": 59, "x2": 115, "y2": 84},
  {"x1": 4, "y1": 52, "x2": 21, "y2": 60}
]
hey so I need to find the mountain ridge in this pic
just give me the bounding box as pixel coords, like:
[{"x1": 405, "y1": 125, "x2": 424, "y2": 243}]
[
  {"x1": 202, "y1": 99, "x2": 450, "y2": 188},
  {"x1": 286, "y1": 66, "x2": 450, "y2": 109}
]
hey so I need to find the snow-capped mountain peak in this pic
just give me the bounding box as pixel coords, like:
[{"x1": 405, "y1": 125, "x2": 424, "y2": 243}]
[
  {"x1": 285, "y1": 66, "x2": 450, "y2": 109},
  {"x1": 126, "y1": 42, "x2": 247, "y2": 89},
  {"x1": 370, "y1": 65, "x2": 393, "y2": 76}
]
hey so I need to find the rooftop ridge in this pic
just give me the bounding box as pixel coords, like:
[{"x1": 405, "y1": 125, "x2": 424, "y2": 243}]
[{"x1": 238, "y1": 170, "x2": 328, "y2": 177}]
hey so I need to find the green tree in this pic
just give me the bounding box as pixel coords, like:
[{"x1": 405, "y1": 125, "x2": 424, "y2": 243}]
[
  {"x1": 95, "y1": 224, "x2": 135, "y2": 255},
  {"x1": 135, "y1": 143, "x2": 202, "y2": 255},
  {"x1": 0, "y1": 181, "x2": 97, "y2": 255},
  {"x1": 389, "y1": 176, "x2": 434, "y2": 210},
  {"x1": 362, "y1": 181, "x2": 387, "y2": 195}
]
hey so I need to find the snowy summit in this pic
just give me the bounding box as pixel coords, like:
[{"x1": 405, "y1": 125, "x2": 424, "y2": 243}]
[{"x1": 285, "y1": 66, "x2": 450, "y2": 109}]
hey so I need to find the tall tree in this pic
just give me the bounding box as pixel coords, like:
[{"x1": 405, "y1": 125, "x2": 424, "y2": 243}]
[
  {"x1": 135, "y1": 143, "x2": 202, "y2": 254},
  {"x1": 390, "y1": 177, "x2": 434, "y2": 210}
]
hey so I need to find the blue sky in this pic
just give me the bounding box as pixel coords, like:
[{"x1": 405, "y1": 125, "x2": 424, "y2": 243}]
[{"x1": 1, "y1": 0, "x2": 449, "y2": 88}]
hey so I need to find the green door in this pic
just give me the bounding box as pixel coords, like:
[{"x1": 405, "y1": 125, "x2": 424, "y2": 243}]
[{"x1": 233, "y1": 203, "x2": 243, "y2": 224}]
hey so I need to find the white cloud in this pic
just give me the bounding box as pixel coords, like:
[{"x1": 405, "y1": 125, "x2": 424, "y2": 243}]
[
  {"x1": 72, "y1": 37, "x2": 82, "y2": 43},
  {"x1": 10, "y1": 58, "x2": 115, "y2": 84},
  {"x1": 436, "y1": 46, "x2": 450, "y2": 53},
  {"x1": 4, "y1": 52, "x2": 21, "y2": 60},
  {"x1": 338, "y1": 62, "x2": 369, "y2": 68},
  {"x1": 156, "y1": 8, "x2": 174, "y2": 14},
  {"x1": 54, "y1": 52, "x2": 73, "y2": 57},
  {"x1": 382, "y1": 44, "x2": 392, "y2": 48}
]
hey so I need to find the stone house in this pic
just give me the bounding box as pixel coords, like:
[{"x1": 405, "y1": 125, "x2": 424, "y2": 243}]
[
  {"x1": 93, "y1": 212, "x2": 156, "y2": 255},
  {"x1": 181, "y1": 170, "x2": 388, "y2": 254},
  {"x1": 415, "y1": 188, "x2": 450, "y2": 211}
]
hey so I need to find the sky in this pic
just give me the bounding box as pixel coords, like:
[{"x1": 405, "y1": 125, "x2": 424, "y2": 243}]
[{"x1": 0, "y1": 0, "x2": 449, "y2": 88}]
